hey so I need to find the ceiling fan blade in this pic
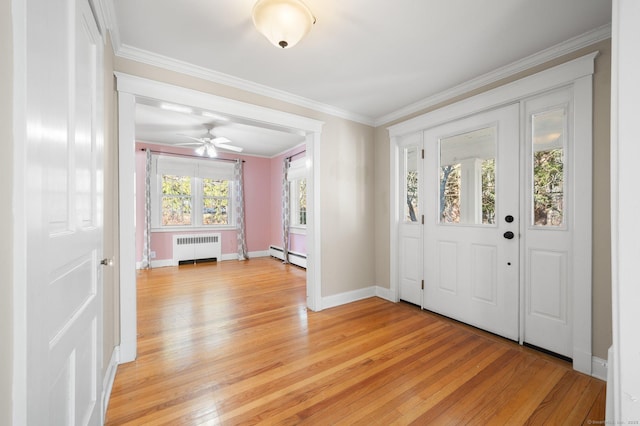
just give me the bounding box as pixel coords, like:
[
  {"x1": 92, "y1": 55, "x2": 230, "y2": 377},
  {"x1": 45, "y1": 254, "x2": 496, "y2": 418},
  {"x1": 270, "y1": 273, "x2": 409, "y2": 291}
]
[
  {"x1": 211, "y1": 136, "x2": 231, "y2": 144},
  {"x1": 175, "y1": 142, "x2": 203, "y2": 146},
  {"x1": 177, "y1": 134, "x2": 206, "y2": 143},
  {"x1": 216, "y1": 144, "x2": 243, "y2": 153}
]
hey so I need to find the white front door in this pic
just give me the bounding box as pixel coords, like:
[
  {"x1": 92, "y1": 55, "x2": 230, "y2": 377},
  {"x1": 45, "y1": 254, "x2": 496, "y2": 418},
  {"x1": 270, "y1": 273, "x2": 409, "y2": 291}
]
[
  {"x1": 398, "y1": 133, "x2": 423, "y2": 306},
  {"x1": 24, "y1": 0, "x2": 104, "y2": 423},
  {"x1": 423, "y1": 104, "x2": 520, "y2": 340}
]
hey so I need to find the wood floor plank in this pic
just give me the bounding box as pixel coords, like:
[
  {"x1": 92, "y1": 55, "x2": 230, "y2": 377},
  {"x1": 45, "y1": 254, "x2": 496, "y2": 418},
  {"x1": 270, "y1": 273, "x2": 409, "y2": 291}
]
[{"x1": 105, "y1": 258, "x2": 606, "y2": 425}]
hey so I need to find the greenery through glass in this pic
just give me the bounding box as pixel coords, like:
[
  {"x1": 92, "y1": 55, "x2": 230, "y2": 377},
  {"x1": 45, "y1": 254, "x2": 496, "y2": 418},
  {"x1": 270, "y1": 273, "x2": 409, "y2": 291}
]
[
  {"x1": 298, "y1": 179, "x2": 307, "y2": 225},
  {"x1": 162, "y1": 175, "x2": 192, "y2": 226},
  {"x1": 406, "y1": 170, "x2": 418, "y2": 221},
  {"x1": 533, "y1": 148, "x2": 564, "y2": 226},
  {"x1": 440, "y1": 160, "x2": 495, "y2": 225},
  {"x1": 202, "y1": 178, "x2": 230, "y2": 225}
]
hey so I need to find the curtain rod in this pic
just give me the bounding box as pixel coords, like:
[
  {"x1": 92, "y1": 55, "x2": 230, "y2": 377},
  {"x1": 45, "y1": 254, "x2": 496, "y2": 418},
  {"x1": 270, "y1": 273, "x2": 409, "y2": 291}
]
[
  {"x1": 141, "y1": 148, "x2": 245, "y2": 163},
  {"x1": 286, "y1": 150, "x2": 306, "y2": 161}
]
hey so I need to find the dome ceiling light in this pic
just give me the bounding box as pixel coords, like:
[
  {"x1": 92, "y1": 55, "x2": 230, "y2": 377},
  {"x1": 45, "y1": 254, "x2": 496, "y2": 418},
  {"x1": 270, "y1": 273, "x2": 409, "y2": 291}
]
[{"x1": 252, "y1": 0, "x2": 316, "y2": 49}]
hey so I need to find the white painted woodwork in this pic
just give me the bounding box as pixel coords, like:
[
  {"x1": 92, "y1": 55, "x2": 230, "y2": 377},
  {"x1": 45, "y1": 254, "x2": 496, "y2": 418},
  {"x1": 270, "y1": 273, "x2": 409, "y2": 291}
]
[
  {"x1": 522, "y1": 88, "x2": 575, "y2": 358},
  {"x1": 423, "y1": 104, "x2": 520, "y2": 341},
  {"x1": 21, "y1": 0, "x2": 104, "y2": 423},
  {"x1": 390, "y1": 53, "x2": 595, "y2": 373},
  {"x1": 610, "y1": 0, "x2": 640, "y2": 421},
  {"x1": 398, "y1": 133, "x2": 423, "y2": 306},
  {"x1": 116, "y1": 74, "x2": 324, "y2": 361}
]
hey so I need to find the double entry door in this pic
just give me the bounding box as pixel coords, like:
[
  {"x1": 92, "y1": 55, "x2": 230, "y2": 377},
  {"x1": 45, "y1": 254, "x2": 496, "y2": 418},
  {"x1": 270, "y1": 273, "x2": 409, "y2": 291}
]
[{"x1": 400, "y1": 91, "x2": 576, "y2": 358}]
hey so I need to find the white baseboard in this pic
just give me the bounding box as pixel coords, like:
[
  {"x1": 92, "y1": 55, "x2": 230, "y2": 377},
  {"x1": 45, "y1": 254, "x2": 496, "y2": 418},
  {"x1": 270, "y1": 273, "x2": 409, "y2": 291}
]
[
  {"x1": 136, "y1": 251, "x2": 271, "y2": 269},
  {"x1": 591, "y1": 355, "x2": 608, "y2": 381},
  {"x1": 269, "y1": 245, "x2": 307, "y2": 268},
  {"x1": 102, "y1": 346, "x2": 120, "y2": 422},
  {"x1": 375, "y1": 286, "x2": 394, "y2": 302},
  {"x1": 322, "y1": 286, "x2": 376, "y2": 310}
]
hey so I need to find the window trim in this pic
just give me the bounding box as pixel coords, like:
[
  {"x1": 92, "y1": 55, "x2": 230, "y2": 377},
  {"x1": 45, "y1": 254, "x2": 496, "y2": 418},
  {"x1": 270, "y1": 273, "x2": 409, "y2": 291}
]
[{"x1": 150, "y1": 155, "x2": 236, "y2": 231}]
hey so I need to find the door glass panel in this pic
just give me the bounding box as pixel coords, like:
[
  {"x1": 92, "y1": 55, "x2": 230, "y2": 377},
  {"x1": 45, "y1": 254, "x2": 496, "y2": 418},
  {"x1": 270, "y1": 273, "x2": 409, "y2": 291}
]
[
  {"x1": 404, "y1": 146, "x2": 419, "y2": 222},
  {"x1": 439, "y1": 126, "x2": 496, "y2": 225},
  {"x1": 532, "y1": 108, "x2": 565, "y2": 227}
]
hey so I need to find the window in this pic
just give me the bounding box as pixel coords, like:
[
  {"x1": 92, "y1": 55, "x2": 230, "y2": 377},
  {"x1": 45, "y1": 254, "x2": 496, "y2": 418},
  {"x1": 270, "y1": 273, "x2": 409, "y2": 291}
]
[
  {"x1": 531, "y1": 107, "x2": 565, "y2": 227},
  {"x1": 288, "y1": 157, "x2": 307, "y2": 232},
  {"x1": 404, "y1": 146, "x2": 419, "y2": 222},
  {"x1": 291, "y1": 178, "x2": 307, "y2": 227},
  {"x1": 152, "y1": 155, "x2": 235, "y2": 230}
]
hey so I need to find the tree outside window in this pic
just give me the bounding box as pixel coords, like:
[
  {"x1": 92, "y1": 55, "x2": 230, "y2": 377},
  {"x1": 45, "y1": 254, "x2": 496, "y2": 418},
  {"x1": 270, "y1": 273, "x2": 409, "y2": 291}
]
[{"x1": 162, "y1": 175, "x2": 192, "y2": 226}]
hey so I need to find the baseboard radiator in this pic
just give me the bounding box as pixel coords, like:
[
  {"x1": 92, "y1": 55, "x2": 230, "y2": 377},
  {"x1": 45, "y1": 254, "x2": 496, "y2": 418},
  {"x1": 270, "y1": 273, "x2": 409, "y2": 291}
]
[
  {"x1": 173, "y1": 233, "x2": 221, "y2": 265},
  {"x1": 269, "y1": 245, "x2": 307, "y2": 269}
]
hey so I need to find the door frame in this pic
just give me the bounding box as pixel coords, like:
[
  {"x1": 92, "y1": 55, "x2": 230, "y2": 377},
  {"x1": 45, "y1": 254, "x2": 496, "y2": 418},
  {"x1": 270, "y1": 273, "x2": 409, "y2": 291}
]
[
  {"x1": 115, "y1": 73, "x2": 324, "y2": 362},
  {"x1": 389, "y1": 52, "x2": 596, "y2": 374}
]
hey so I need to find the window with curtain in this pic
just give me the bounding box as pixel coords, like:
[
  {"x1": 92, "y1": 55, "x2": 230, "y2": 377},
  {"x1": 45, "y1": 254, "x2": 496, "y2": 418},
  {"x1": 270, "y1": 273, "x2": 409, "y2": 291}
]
[
  {"x1": 288, "y1": 157, "x2": 307, "y2": 233},
  {"x1": 151, "y1": 155, "x2": 235, "y2": 230}
]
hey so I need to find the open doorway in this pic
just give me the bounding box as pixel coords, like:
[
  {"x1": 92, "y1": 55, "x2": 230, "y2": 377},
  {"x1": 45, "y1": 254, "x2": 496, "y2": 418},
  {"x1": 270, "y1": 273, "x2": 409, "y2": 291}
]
[{"x1": 116, "y1": 73, "x2": 324, "y2": 362}]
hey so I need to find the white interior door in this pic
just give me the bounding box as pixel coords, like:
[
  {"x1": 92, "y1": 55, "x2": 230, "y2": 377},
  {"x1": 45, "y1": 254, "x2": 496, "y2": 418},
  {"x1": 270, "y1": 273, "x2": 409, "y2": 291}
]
[
  {"x1": 25, "y1": 0, "x2": 104, "y2": 423},
  {"x1": 398, "y1": 133, "x2": 423, "y2": 306},
  {"x1": 424, "y1": 104, "x2": 520, "y2": 341}
]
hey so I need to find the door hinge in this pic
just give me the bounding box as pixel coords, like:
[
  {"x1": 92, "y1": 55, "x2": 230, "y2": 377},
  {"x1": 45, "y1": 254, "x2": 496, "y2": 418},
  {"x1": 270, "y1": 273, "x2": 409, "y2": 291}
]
[
  {"x1": 421, "y1": 279, "x2": 424, "y2": 290},
  {"x1": 421, "y1": 215, "x2": 424, "y2": 225},
  {"x1": 421, "y1": 149, "x2": 425, "y2": 159}
]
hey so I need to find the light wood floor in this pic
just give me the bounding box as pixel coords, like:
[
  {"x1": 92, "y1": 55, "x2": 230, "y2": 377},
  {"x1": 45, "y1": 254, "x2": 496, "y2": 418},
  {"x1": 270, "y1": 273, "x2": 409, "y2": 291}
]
[{"x1": 105, "y1": 258, "x2": 606, "y2": 425}]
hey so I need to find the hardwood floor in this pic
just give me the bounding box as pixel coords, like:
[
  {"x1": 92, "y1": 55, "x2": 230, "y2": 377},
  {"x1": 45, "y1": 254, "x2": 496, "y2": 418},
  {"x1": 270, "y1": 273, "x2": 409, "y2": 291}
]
[{"x1": 105, "y1": 258, "x2": 606, "y2": 425}]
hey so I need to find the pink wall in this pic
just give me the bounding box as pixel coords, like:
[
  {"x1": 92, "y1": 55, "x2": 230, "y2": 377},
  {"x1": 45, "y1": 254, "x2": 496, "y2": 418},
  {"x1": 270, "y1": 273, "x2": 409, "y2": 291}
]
[
  {"x1": 270, "y1": 146, "x2": 307, "y2": 254},
  {"x1": 135, "y1": 142, "x2": 273, "y2": 263}
]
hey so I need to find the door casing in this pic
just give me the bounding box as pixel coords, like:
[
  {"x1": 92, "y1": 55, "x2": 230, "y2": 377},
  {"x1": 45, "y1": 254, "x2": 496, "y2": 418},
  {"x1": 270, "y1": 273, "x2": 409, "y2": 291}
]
[{"x1": 389, "y1": 52, "x2": 595, "y2": 374}]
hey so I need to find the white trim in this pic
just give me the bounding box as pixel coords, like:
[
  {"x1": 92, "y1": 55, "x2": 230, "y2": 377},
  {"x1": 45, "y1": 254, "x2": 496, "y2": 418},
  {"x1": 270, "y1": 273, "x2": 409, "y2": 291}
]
[
  {"x1": 388, "y1": 53, "x2": 597, "y2": 138},
  {"x1": 117, "y1": 77, "x2": 324, "y2": 362},
  {"x1": 114, "y1": 48, "x2": 373, "y2": 126},
  {"x1": 592, "y1": 356, "x2": 608, "y2": 382},
  {"x1": 610, "y1": 1, "x2": 640, "y2": 421},
  {"x1": 136, "y1": 251, "x2": 270, "y2": 269},
  {"x1": 375, "y1": 286, "x2": 394, "y2": 303},
  {"x1": 101, "y1": 346, "x2": 120, "y2": 423},
  {"x1": 248, "y1": 250, "x2": 270, "y2": 258},
  {"x1": 322, "y1": 287, "x2": 376, "y2": 310},
  {"x1": 117, "y1": 92, "x2": 138, "y2": 363},
  {"x1": 376, "y1": 24, "x2": 610, "y2": 126},
  {"x1": 102, "y1": 4, "x2": 607, "y2": 128},
  {"x1": 12, "y1": 0, "x2": 28, "y2": 422},
  {"x1": 389, "y1": 52, "x2": 596, "y2": 374}
]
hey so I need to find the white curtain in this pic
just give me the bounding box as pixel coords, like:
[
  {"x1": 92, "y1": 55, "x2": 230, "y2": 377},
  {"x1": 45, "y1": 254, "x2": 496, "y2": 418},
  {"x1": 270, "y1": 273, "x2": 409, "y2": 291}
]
[
  {"x1": 141, "y1": 149, "x2": 152, "y2": 269},
  {"x1": 282, "y1": 158, "x2": 291, "y2": 264},
  {"x1": 234, "y1": 159, "x2": 248, "y2": 260}
]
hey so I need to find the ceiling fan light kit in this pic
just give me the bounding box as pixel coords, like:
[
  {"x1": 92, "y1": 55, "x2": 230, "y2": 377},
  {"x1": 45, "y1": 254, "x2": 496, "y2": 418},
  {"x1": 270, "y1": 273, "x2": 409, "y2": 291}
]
[
  {"x1": 177, "y1": 126, "x2": 243, "y2": 157},
  {"x1": 252, "y1": 0, "x2": 316, "y2": 49}
]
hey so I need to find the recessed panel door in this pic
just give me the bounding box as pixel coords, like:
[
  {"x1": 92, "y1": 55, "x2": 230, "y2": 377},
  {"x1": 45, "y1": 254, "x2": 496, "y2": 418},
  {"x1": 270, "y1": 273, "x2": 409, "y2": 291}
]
[
  {"x1": 25, "y1": 0, "x2": 104, "y2": 423},
  {"x1": 423, "y1": 104, "x2": 520, "y2": 340},
  {"x1": 399, "y1": 134, "x2": 423, "y2": 306}
]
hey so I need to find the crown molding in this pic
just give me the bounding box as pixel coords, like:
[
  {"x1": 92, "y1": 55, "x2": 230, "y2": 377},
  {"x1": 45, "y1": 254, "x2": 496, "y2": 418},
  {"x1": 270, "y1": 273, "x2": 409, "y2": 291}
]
[
  {"x1": 374, "y1": 23, "x2": 611, "y2": 127},
  {"x1": 115, "y1": 44, "x2": 376, "y2": 126},
  {"x1": 95, "y1": 0, "x2": 121, "y2": 51}
]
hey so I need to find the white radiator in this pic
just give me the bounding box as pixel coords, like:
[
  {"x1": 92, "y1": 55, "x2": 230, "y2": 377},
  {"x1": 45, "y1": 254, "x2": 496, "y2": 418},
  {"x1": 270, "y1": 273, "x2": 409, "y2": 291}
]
[{"x1": 173, "y1": 233, "x2": 221, "y2": 264}]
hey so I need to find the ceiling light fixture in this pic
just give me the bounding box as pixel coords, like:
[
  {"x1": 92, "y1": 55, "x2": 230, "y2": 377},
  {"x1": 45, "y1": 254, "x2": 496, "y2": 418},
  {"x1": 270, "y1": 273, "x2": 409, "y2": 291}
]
[{"x1": 251, "y1": 0, "x2": 316, "y2": 49}]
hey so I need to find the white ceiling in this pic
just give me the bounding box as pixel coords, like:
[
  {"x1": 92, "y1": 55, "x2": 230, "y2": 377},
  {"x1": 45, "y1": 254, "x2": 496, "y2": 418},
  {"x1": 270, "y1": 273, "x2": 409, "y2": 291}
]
[{"x1": 107, "y1": 0, "x2": 611, "y2": 156}]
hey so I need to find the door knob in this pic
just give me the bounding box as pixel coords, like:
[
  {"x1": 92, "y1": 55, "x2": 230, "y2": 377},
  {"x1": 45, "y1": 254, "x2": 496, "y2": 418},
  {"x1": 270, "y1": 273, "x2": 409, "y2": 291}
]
[
  {"x1": 100, "y1": 258, "x2": 113, "y2": 266},
  {"x1": 503, "y1": 231, "x2": 515, "y2": 240}
]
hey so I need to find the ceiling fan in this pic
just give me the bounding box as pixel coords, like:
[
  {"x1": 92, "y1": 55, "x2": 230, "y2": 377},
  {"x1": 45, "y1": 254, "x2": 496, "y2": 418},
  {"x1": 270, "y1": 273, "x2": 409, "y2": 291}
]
[{"x1": 177, "y1": 126, "x2": 243, "y2": 157}]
